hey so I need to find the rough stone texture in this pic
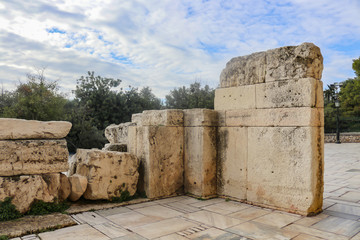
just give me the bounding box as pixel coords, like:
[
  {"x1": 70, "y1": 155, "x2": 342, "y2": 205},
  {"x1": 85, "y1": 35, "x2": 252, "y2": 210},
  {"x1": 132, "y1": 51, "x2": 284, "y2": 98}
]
[
  {"x1": 104, "y1": 122, "x2": 134, "y2": 144},
  {"x1": 265, "y1": 43, "x2": 323, "y2": 82},
  {"x1": 255, "y1": 78, "x2": 323, "y2": 109},
  {"x1": 73, "y1": 149, "x2": 139, "y2": 200},
  {"x1": 0, "y1": 213, "x2": 76, "y2": 238},
  {"x1": 225, "y1": 107, "x2": 323, "y2": 127},
  {"x1": 102, "y1": 143, "x2": 127, "y2": 152},
  {"x1": 325, "y1": 133, "x2": 360, "y2": 143},
  {"x1": 217, "y1": 127, "x2": 248, "y2": 200},
  {"x1": 183, "y1": 109, "x2": 218, "y2": 127},
  {"x1": 220, "y1": 52, "x2": 266, "y2": 88},
  {"x1": 220, "y1": 42, "x2": 323, "y2": 87},
  {"x1": 59, "y1": 173, "x2": 71, "y2": 201},
  {"x1": 68, "y1": 174, "x2": 88, "y2": 202},
  {"x1": 141, "y1": 109, "x2": 184, "y2": 126},
  {"x1": 138, "y1": 126, "x2": 184, "y2": 199},
  {"x1": 0, "y1": 174, "x2": 60, "y2": 213},
  {"x1": 68, "y1": 154, "x2": 77, "y2": 176},
  {"x1": 214, "y1": 85, "x2": 256, "y2": 111},
  {"x1": 0, "y1": 118, "x2": 72, "y2": 140},
  {"x1": 184, "y1": 127, "x2": 217, "y2": 197},
  {"x1": 246, "y1": 127, "x2": 324, "y2": 215},
  {"x1": 0, "y1": 139, "x2": 69, "y2": 176},
  {"x1": 131, "y1": 113, "x2": 143, "y2": 125}
]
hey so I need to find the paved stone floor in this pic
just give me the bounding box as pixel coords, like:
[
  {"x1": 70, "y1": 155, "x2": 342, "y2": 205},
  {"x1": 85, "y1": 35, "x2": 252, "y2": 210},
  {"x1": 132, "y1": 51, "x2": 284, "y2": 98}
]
[{"x1": 10, "y1": 143, "x2": 360, "y2": 240}]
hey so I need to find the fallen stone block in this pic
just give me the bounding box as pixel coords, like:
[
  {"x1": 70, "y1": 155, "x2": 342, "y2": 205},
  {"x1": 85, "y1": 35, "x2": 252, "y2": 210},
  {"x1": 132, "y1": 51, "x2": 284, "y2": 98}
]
[
  {"x1": 131, "y1": 113, "x2": 143, "y2": 125},
  {"x1": 104, "y1": 122, "x2": 134, "y2": 144},
  {"x1": 59, "y1": 173, "x2": 71, "y2": 201},
  {"x1": 0, "y1": 118, "x2": 72, "y2": 140},
  {"x1": 0, "y1": 173, "x2": 60, "y2": 213},
  {"x1": 0, "y1": 139, "x2": 69, "y2": 176},
  {"x1": 214, "y1": 85, "x2": 256, "y2": 111},
  {"x1": 73, "y1": 149, "x2": 139, "y2": 200},
  {"x1": 68, "y1": 174, "x2": 88, "y2": 202}
]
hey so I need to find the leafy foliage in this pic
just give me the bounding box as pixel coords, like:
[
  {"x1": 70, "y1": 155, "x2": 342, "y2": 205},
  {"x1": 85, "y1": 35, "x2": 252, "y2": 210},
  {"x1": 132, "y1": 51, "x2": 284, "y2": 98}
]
[
  {"x1": 0, "y1": 197, "x2": 22, "y2": 222},
  {"x1": 1, "y1": 69, "x2": 67, "y2": 120},
  {"x1": 324, "y1": 57, "x2": 360, "y2": 133},
  {"x1": 165, "y1": 82, "x2": 215, "y2": 109},
  {"x1": 27, "y1": 200, "x2": 69, "y2": 215}
]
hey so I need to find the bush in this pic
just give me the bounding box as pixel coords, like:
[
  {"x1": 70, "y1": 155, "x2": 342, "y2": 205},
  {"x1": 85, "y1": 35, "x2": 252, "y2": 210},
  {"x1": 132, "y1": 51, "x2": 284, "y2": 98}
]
[
  {"x1": 0, "y1": 198, "x2": 22, "y2": 221},
  {"x1": 27, "y1": 200, "x2": 69, "y2": 215}
]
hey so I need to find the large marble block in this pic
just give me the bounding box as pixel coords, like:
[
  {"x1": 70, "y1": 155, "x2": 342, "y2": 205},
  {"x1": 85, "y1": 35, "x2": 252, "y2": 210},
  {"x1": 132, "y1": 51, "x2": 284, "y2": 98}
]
[
  {"x1": 0, "y1": 139, "x2": 69, "y2": 176},
  {"x1": 184, "y1": 109, "x2": 217, "y2": 197},
  {"x1": 226, "y1": 107, "x2": 323, "y2": 127},
  {"x1": 214, "y1": 85, "x2": 256, "y2": 111},
  {"x1": 141, "y1": 109, "x2": 183, "y2": 126},
  {"x1": 246, "y1": 127, "x2": 324, "y2": 215},
  {"x1": 217, "y1": 127, "x2": 248, "y2": 200},
  {"x1": 255, "y1": 78, "x2": 323, "y2": 109},
  {"x1": 0, "y1": 118, "x2": 72, "y2": 140},
  {"x1": 141, "y1": 126, "x2": 184, "y2": 198}
]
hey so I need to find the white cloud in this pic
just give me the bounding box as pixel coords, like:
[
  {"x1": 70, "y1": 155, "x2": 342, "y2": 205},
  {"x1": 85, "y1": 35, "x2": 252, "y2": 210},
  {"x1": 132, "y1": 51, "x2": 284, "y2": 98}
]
[{"x1": 0, "y1": 0, "x2": 359, "y2": 98}]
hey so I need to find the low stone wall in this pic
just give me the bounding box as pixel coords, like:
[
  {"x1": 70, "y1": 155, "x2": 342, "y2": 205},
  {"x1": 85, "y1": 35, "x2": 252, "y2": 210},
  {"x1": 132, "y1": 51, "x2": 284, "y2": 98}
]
[
  {"x1": 325, "y1": 133, "x2": 360, "y2": 143},
  {"x1": 0, "y1": 119, "x2": 72, "y2": 213}
]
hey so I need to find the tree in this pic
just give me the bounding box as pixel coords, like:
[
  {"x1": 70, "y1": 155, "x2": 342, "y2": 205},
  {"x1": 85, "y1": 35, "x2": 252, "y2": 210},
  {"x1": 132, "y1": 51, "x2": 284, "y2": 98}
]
[
  {"x1": 353, "y1": 57, "x2": 360, "y2": 77},
  {"x1": 1, "y1": 69, "x2": 67, "y2": 121},
  {"x1": 165, "y1": 82, "x2": 215, "y2": 109}
]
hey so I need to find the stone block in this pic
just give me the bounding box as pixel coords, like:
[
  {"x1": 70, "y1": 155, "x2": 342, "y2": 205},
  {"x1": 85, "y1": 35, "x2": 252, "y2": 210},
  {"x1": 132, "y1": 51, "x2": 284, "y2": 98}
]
[
  {"x1": 0, "y1": 173, "x2": 60, "y2": 213},
  {"x1": 104, "y1": 122, "x2": 134, "y2": 144},
  {"x1": 247, "y1": 127, "x2": 324, "y2": 215},
  {"x1": 102, "y1": 143, "x2": 127, "y2": 152},
  {"x1": 265, "y1": 42, "x2": 323, "y2": 82},
  {"x1": 131, "y1": 113, "x2": 143, "y2": 125},
  {"x1": 0, "y1": 139, "x2": 69, "y2": 176},
  {"x1": 217, "y1": 127, "x2": 247, "y2": 200},
  {"x1": 184, "y1": 127, "x2": 217, "y2": 197},
  {"x1": 141, "y1": 126, "x2": 184, "y2": 198},
  {"x1": 68, "y1": 174, "x2": 88, "y2": 202},
  {"x1": 74, "y1": 149, "x2": 139, "y2": 200},
  {"x1": 217, "y1": 110, "x2": 226, "y2": 127},
  {"x1": 226, "y1": 107, "x2": 324, "y2": 127},
  {"x1": 219, "y1": 43, "x2": 323, "y2": 87},
  {"x1": 214, "y1": 85, "x2": 256, "y2": 111},
  {"x1": 141, "y1": 110, "x2": 184, "y2": 126},
  {"x1": 183, "y1": 109, "x2": 218, "y2": 127},
  {"x1": 220, "y1": 51, "x2": 266, "y2": 88},
  {"x1": 255, "y1": 78, "x2": 322, "y2": 109},
  {"x1": 59, "y1": 173, "x2": 71, "y2": 201},
  {"x1": 0, "y1": 118, "x2": 72, "y2": 140}
]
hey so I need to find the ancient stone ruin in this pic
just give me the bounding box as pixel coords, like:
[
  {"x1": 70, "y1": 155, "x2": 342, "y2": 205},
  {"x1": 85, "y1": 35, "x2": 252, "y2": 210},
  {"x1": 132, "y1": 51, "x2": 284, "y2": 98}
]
[
  {"x1": 0, "y1": 42, "x2": 324, "y2": 217},
  {"x1": 0, "y1": 119, "x2": 72, "y2": 213}
]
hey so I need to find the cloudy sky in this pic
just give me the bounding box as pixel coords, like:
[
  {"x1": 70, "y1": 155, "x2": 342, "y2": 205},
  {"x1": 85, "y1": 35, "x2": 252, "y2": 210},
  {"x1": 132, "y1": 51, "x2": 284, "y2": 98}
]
[{"x1": 0, "y1": 0, "x2": 360, "y2": 98}]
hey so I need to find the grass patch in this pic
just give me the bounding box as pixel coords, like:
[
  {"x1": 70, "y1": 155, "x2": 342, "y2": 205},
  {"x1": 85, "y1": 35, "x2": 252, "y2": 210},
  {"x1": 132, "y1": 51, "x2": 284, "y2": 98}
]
[
  {"x1": 27, "y1": 200, "x2": 70, "y2": 216},
  {"x1": 0, "y1": 197, "x2": 22, "y2": 222},
  {"x1": 0, "y1": 235, "x2": 8, "y2": 240}
]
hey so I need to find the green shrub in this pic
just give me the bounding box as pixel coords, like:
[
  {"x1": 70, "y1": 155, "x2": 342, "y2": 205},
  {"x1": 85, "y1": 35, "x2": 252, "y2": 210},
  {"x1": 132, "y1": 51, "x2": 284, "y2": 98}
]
[
  {"x1": 0, "y1": 235, "x2": 8, "y2": 240},
  {"x1": 27, "y1": 200, "x2": 69, "y2": 215},
  {"x1": 0, "y1": 197, "x2": 22, "y2": 221}
]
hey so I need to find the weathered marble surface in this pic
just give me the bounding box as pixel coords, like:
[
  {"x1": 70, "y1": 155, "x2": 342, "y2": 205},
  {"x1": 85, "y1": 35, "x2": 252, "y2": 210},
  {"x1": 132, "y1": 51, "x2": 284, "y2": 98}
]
[
  {"x1": 0, "y1": 118, "x2": 72, "y2": 140},
  {"x1": 0, "y1": 139, "x2": 69, "y2": 176}
]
